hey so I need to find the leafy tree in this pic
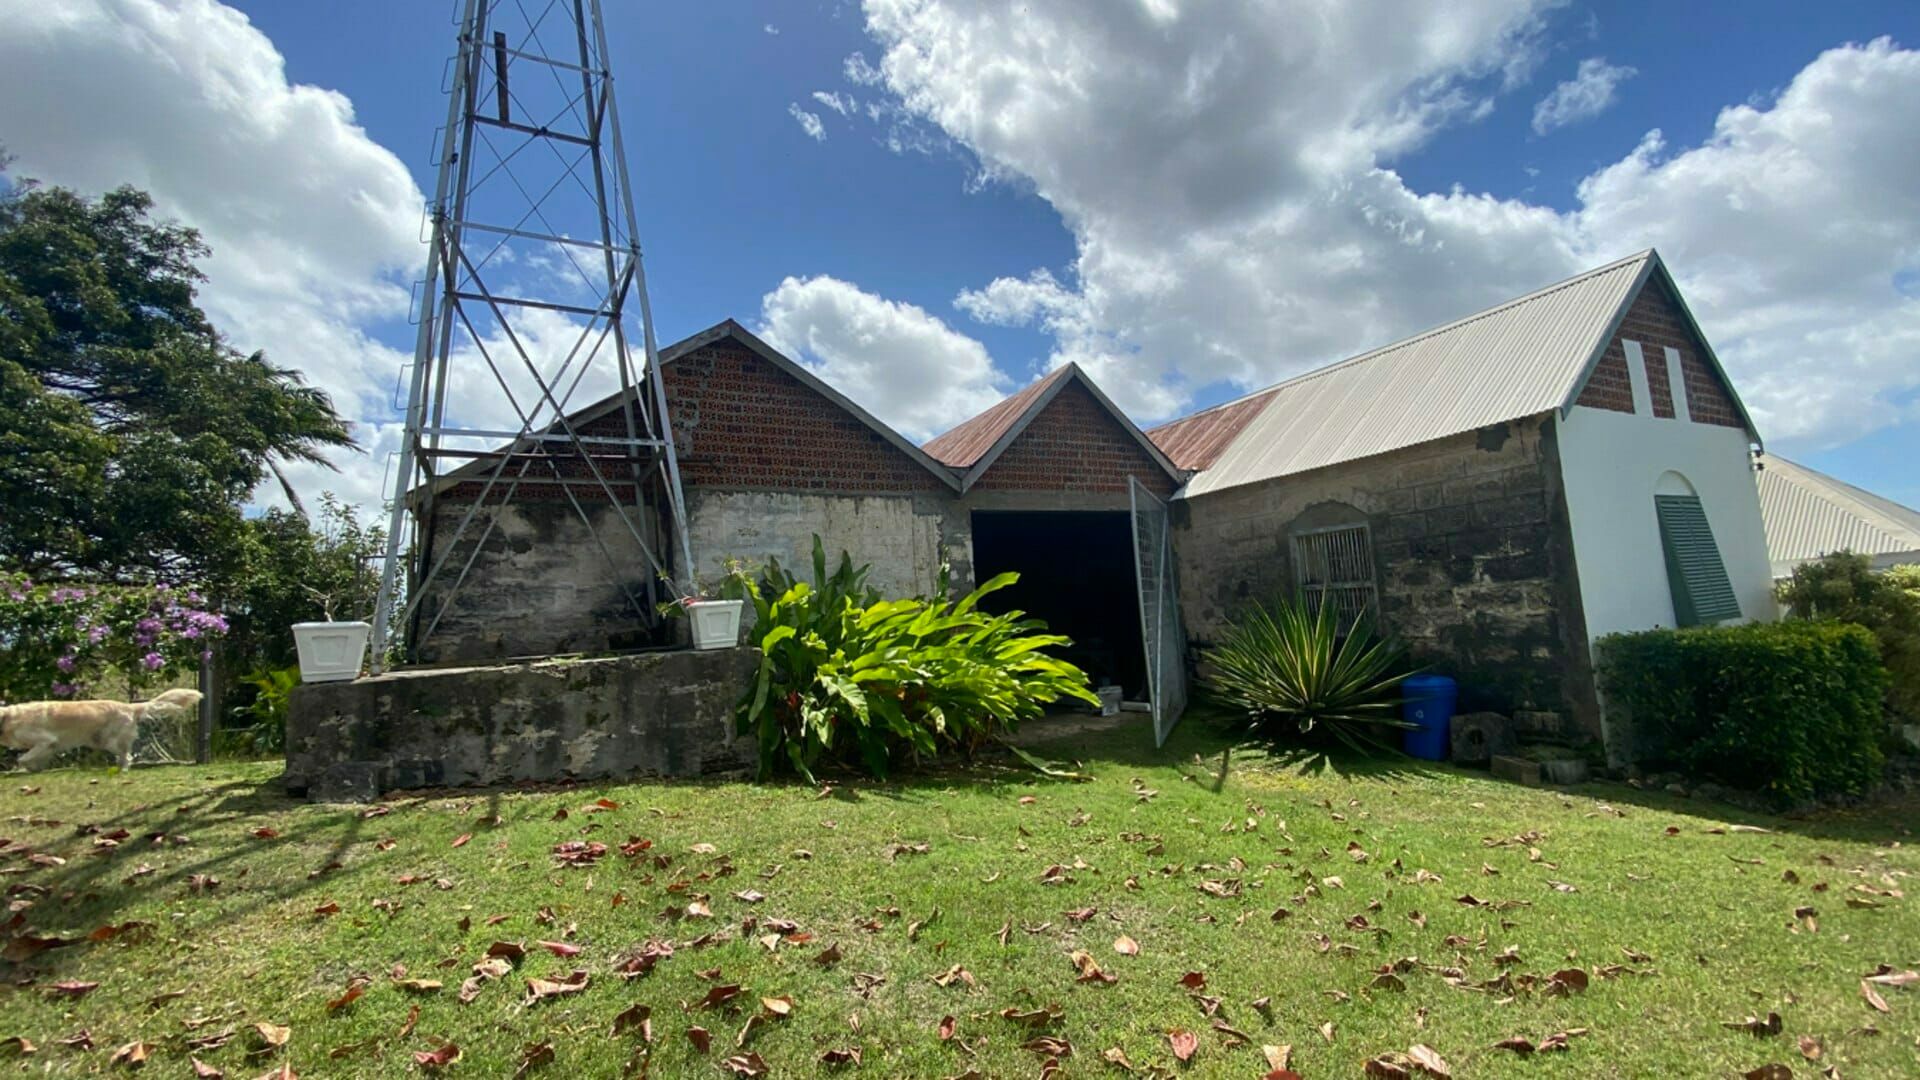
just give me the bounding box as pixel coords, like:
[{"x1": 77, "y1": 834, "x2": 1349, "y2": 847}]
[
  {"x1": 227, "y1": 494, "x2": 388, "y2": 675},
  {"x1": 0, "y1": 177, "x2": 355, "y2": 587},
  {"x1": 1777, "y1": 551, "x2": 1920, "y2": 722}
]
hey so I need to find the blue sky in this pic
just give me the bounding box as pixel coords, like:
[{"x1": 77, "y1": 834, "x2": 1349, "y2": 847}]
[{"x1": 2, "y1": 1, "x2": 1917, "y2": 512}]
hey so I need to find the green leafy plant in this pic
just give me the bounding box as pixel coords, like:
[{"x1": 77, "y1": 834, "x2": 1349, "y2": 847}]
[
  {"x1": 1599, "y1": 621, "x2": 1887, "y2": 804},
  {"x1": 1776, "y1": 551, "x2": 1920, "y2": 722},
  {"x1": 220, "y1": 664, "x2": 299, "y2": 756},
  {"x1": 736, "y1": 537, "x2": 1099, "y2": 781},
  {"x1": 1201, "y1": 594, "x2": 1414, "y2": 752}
]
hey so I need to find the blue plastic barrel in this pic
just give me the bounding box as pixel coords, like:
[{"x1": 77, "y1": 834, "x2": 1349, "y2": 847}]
[{"x1": 1400, "y1": 674, "x2": 1457, "y2": 761}]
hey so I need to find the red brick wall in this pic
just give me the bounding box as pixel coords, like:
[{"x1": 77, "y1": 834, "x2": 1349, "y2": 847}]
[
  {"x1": 1575, "y1": 279, "x2": 1745, "y2": 428},
  {"x1": 971, "y1": 380, "x2": 1177, "y2": 497},
  {"x1": 649, "y1": 341, "x2": 949, "y2": 493},
  {"x1": 1575, "y1": 351, "x2": 1635, "y2": 413}
]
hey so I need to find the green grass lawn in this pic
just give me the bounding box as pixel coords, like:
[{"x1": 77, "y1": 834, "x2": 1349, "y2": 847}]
[{"x1": 1, "y1": 716, "x2": 1914, "y2": 1078}]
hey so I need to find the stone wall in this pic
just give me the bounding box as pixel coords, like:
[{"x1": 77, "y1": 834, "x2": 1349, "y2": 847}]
[
  {"x1": 412, "y1": 498, "x2": 665, "y2": 664},
  {"x1": 284, "y1": 647, "x2": 760, "y2": 801},
  {"x1": 1175, "y1": 414, "x2": 1599, "y2": 739}
]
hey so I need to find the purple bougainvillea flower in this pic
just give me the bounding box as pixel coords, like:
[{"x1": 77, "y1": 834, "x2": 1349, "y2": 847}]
[
  {"x1": 141, "y1": 652, "x2": 164, "y2": 671},
  {"x1": 51, "y1": 682, "x2": 75, "y2": 697},
  {"x1": 56, "y1": 654, "x2": 77, "y2": 673}
]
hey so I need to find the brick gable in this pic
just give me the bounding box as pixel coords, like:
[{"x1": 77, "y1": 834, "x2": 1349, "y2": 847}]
[
  {"x1": 971, "y1": 380, "x2": 1177, "y2": 497},
  {"x1": 1575, "y1": 277, "x2": 1745, "y2": 428},
  {"x1": 652, "y1": 340, "x2": 948, "y2": 493}
]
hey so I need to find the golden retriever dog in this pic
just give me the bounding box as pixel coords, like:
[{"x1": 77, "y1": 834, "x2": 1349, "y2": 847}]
[{"x1": 0, "y1": 688, "x2": 202, "y2": 771}]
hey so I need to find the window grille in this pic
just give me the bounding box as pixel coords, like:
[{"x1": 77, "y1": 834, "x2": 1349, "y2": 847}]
[{"x1": 1291, "y1": 524, "x2": 1377, "y2": 628}]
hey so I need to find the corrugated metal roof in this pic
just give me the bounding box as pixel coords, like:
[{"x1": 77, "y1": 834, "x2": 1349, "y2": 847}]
[
  {"x1": 1182, "y1": 250, "x2": 1658, "y2": 498},
  {"x1": 922, "y1": 365, "x2": 1071, "y2": 468},
  {"x1": 1757, "y1": 455, "x2": 1920, "y2": 574},
  {"x1": 1146, "y1": 388, "x2": 1279, "y2": 471}
]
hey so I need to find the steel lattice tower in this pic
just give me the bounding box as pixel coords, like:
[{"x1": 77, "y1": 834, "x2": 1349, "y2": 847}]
[{"x1": 370, "y1": 0, "x2": 691, "y2": 670}]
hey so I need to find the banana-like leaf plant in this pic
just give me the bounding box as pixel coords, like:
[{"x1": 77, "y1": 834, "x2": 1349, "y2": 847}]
[{"x1": 734, "y1": 536, "x2": 1100, "y2": 781}]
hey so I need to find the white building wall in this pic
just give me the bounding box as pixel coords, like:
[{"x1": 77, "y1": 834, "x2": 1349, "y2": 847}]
[
  {"x1": 1557, "y1": 404, "x2": 1774, "y2": 642},
  {"x1": 685, "y1": 489, "x2": 947, "y2": 600}
]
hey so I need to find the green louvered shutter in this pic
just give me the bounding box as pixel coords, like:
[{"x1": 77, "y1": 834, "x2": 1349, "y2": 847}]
[{"x1": 1654, "y1": 494, "x2": 1741, "y2": 626}]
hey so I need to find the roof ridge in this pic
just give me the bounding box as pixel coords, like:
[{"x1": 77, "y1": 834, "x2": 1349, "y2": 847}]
[{"x1": 1154, "y1": 248, "x2": 1655, "y2": 429}]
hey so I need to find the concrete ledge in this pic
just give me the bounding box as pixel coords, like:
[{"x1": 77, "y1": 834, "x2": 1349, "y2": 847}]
[{"x1": 284, "y1": 648, "x2": 760, "y2": 801}]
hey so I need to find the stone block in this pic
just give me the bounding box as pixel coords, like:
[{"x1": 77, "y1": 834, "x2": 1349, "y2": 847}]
[
  {"x1": 312, "y1": 762, "x2": 383, "y2": 804},
  {"x1": 1491, "y1": 755, "x2": 1541, "y2": 786},
  {"x1": 285, "y1": 647, "x2": 760, "y2": 800},
  {"x1": 1541, "y1": 758, "x2": 1589, "y2": 785},
  {"x1": 1513, "y1": 709, "x2": 1571, "y2": 738},
  {"x1": 1450, "y1": 711, "x2": 1515, "y2": 764}
]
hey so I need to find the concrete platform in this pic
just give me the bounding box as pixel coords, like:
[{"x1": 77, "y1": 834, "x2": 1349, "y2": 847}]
[{"x1": 284, "y1": 647, "x2": 759, "y2": 801}]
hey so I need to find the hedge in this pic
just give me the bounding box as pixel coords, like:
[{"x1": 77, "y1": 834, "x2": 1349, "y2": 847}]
[{"x1": 1597, "y1": 621, "x2": 1887, "y2": 804}]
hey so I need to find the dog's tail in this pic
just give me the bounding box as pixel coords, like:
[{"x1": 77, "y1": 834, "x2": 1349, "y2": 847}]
[{"x1": 140, "y1": 688, "x2": 204, "y2": 718}]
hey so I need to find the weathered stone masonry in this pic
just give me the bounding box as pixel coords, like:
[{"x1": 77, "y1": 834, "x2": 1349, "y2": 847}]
[
  {"x1": 285, "y1": 647, "x2": 760, "y2": 801},
  {"x1": 1174, "y1": 414, "x2": 1598, "y2": 739}
]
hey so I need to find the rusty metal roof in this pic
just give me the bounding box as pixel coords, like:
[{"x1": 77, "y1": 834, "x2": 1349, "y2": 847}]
[
  {"x1": 921, "y1": 363, "x2": 1181, "y2": 490},
  {"x1": 1146, "y1": 388, "x2": 1279, "y2": 471},
  {"x1": 1757, "y1": 455, "x2": 1920, "y2": 575},
  {"x1": 1183, "y1": 250, "x2": 1760, "y2": 498},
  {"x1": 921, "y1": 365, "x2": 1071, "y2": 468}
]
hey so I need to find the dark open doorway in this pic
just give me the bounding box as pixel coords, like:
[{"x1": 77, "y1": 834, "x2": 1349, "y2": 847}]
[{"x1": 969, "y1": 510, "x2": 1146, "y2": 699}]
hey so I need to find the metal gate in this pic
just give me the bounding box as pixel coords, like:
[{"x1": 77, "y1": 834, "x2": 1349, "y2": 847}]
[{"x1": 1129, "y1": 477, "x2": 1188, "y2": 746}]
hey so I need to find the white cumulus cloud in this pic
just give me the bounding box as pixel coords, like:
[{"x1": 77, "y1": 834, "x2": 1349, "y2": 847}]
[
  {"x1": 0, "y1": 0, "x2": 423, "y2": 519},
  {"x1": 856, "y1": 2, "x2": 1920, "y2": 449},
  {"x1": 1532, "y1": 56, "x2": 1637, "y2": 134},
  {"x1": 756, "y1": 275, "x2": 1008, "y2": 442}
]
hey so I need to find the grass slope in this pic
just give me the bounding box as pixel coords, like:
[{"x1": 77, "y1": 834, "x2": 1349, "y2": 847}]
[{"x1": 0, "y1": 718, "x2": 1915, "y2": 1078}]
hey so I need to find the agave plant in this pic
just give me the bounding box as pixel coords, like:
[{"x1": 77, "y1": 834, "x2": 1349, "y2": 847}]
[
  {"x1": 734, "y1": 536, "x2": 1099, "y2": 781},
  {"x1": 1202, "y1": 593, "x2": 1414, "y2": 752}
]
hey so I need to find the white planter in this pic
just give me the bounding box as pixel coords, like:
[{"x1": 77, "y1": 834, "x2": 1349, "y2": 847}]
[
  {"x1": 686, "y1": 599, "x2": 744, "y2": 651},
  {"x1": 292, "y1": 621, "x2": 372, "y2": 683}
]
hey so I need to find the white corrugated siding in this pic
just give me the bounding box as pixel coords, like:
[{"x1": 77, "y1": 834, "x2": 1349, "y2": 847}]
[
  {"x1": 1183, "y1": 251, "x2": 1653, "y2": 497},
  {"x1": 1756, "y1": 455, "x2": 1920, "y2": 570}
]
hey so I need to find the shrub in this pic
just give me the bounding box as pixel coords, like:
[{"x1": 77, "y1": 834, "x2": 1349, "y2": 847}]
[
  {"x1": 735, "y1": 538, "x2": 1099, "y2": 781},
  {"x1": 1201, "y1": 594, "x2": 1413, "y2": 752},
  {"x1": 1776, "y1": 552, "x2": 1920, "y2": 722},
  {"x1": 1598, "y1": 621, "x2": 1887, "y2": 803},
  {"x1": 220, "y1": 664, "x2": 298, "y2": 756},
  {"x1": 0, "y1": 574, "x2": 226, "y2": 704}
]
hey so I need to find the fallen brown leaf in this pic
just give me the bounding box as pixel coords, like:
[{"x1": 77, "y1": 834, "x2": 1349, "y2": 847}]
[
  {"x1": 413, "y1": 1042, "x2": 461, "y2": 1069},
  {"x1": 1168, "y1": 1028, "x2": 1198, "y2": 1062},
  {"x1": 523, "y1": 970, "x2": 589, "y2": 1005}
]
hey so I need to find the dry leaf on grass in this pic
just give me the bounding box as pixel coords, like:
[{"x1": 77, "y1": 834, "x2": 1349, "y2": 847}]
[
  {"x1": 413, "y1": 1042, "x2": 461, "y2": 1069},
  {"x1": 523, "y1": 970, "x2": 588, "y2": 1005},
  {"x1": 515, "y1": 1041, "x2": 555, "y2": 1076},
  {"x1": 1167, "y1": 1029, "x2": 1197, "y2": 1062},
  {"x1": 719, "y1": 1051, "x2": 769, "y2": 1077},
  {"x1": 1724, "y1": 1013, "x2": 1783, "y2": 1037}
]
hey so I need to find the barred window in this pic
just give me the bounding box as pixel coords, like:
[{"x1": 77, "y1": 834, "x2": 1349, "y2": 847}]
[{"x1": 1291, "y1": 523, "x2": 1378, "y2": 628}]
